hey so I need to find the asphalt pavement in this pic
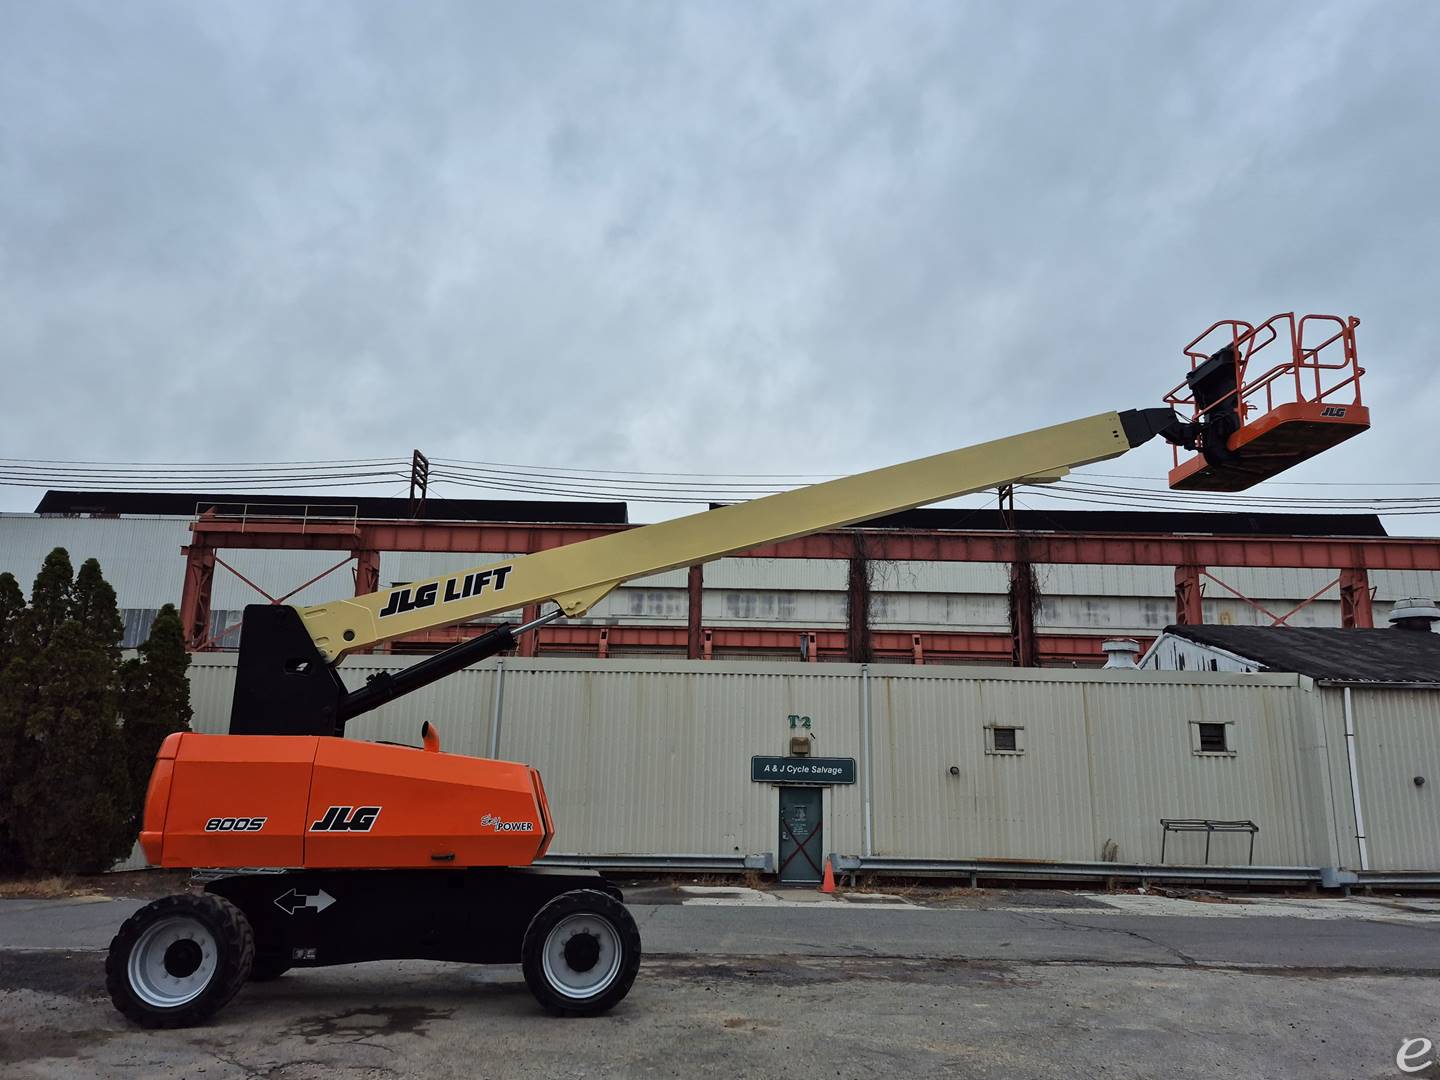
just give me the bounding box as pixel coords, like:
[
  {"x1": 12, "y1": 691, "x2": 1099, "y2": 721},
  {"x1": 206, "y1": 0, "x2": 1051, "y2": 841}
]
[{"x1": 2, "y1": 886, "x2": 1438, "y2": 1079}]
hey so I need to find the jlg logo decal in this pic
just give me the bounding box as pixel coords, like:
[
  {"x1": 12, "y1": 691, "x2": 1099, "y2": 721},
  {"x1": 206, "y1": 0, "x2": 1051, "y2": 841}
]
[
  {"x1": 377, "y1": 565, "x2": 513, "y2": 619},
  {"x1": 1321, "y1": 406, "x2": 1348, "y2": 418},
  {"x1": 311, "y1": 806, "x2": 382, "y2": 832},
  {"x1": 204, "y1": 817, "x2": 267, "y2": 832}
]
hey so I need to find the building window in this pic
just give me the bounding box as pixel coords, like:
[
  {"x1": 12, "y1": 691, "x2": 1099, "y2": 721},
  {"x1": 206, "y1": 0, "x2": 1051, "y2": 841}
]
[
  {"x1": 985, "y1": 724, "x2": 1024, "y2": 755},
  {"x1": 1190, "y1": 721, "x2": 1235, "y2": 756}
]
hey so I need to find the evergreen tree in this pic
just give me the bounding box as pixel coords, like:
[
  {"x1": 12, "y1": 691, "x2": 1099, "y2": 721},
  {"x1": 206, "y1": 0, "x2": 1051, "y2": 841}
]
[
  {"x1": 0, "y1": 550, "x2": 134, "y2": 873},
  {"x1": 24, "y1": 548, "x2": 74, "y2": 649},
  {"x1": 73, "y1": 558, "x2": 125, "y2": 659},
  {"x1": 0, "y1": 572, "x2": 23, "y2": 673},
  {"x1": 9, "y1": 622, "x2": 133, "y2": 872},
  {"x1": 120, "y1": 604, "x2": 192, "y2": 829},
  {"x1": 0, "y1": 571, "x2": 25, "y2": 870}
]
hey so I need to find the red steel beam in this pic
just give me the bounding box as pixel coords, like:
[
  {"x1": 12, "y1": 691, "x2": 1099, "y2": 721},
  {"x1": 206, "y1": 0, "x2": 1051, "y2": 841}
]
[
  {"x1": 386, "y1": 623, "x2": 1140, "y2": 665},
  {"x1": 187, "y1": 516, "x2": 1440, "y2": 571},
  {"x1": 686, "y1": 565, "x2": 703, "y2": 659},
  {"x1": 1175, "y1": 565, "x2": 1204, "y2": 624},
  {"x1": 179, "y1": 544, "x2": 216, "y2": 649},
  {"x1": 1339, "y1": 567, "x2": 1375, "y2": 628},
  {"x1": 354, "y1": 549, "x2": 381, "y2": 597}
]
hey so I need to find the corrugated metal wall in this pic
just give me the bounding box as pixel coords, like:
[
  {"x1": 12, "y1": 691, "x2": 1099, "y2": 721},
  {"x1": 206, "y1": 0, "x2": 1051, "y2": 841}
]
[
  {"x1": 1315, "y1": 687, "x2": 1440, "y2": 871},
  {"x1": 181, "y1": 656, "x2": 1439, "y2": 871},
  {"x1": 869, "y1": 670, "x2": 1320, "y2": 865}
]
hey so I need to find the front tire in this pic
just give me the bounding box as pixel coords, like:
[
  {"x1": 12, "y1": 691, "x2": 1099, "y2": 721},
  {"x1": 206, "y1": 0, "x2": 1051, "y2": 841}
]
[
  {"x1": 521, "y1": 889, "x2": 640, "y2": 1016},
  {"x1": 106, "y1": 893, "x2": 255, "y2": 1028}
]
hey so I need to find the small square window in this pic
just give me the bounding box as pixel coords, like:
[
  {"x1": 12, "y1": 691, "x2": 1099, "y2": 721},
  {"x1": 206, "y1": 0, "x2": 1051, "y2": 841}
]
[
  {"x1": 984, "y1": 724, "x2": 1024, "y2": 755},
  {"x1": 1197, "y1": 723, "x2": 1228, "y2": 753}
]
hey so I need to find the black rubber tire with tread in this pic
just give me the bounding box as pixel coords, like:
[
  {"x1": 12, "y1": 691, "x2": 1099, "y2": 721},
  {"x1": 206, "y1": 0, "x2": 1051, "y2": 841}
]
[
  {"x1": 521, "y1": 888, "x2": 641, "y2": 1017},
  {"x1": 106, "y1": 892, "x2": 255, "y2": 1029}
]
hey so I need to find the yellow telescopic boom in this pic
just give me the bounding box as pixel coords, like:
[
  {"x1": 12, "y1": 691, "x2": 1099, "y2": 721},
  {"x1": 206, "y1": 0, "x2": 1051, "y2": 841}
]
[{"x1": 299, "y1": 410, "x2": 1145, "y2": 662}]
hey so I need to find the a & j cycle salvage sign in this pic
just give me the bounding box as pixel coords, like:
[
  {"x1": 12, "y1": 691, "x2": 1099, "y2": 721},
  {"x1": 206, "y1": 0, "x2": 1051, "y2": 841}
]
[{"x1": 751, "y1": 756, "x2": 856, "y2": 785}]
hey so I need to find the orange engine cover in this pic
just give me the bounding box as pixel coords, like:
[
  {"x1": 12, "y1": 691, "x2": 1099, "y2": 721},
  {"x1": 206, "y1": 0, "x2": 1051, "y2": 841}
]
[{"x1": 140, "y1": 733, "x2": 555, "y2": 870}]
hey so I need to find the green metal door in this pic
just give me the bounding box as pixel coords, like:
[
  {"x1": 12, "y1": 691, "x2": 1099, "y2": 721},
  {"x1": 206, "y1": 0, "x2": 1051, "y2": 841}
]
[{"x1": 778, "y1": 786, "x2": 824, "y2": 884}]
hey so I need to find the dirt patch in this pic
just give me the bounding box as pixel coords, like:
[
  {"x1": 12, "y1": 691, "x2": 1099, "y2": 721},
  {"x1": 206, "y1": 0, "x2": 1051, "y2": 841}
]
[
  {"x1": 282, "y1": 1004, "x2": 455, "y2": 1042},
  {"x1": 0, "y1": 869, "x2": 192, "y2": 901},
  {"x1": 0, "y1": 876, "x2": 102, "y2": 900},
  {"x1": 97, "y1": 869, "x2": 196, "y2": 898},
  {"x1": 0, "y1": 1026, "x2": 123, "y2": 1065},
  {"x1": 1151, "y1": 887, "x2": 1245, "y2": 904},
  {"x1": 0, "y1": 950, "x2": 108, "y2": 999},
  {"x1": 841, "y1": 881, "x2": 1112, "y2": 910},
  {"x1": 646, "y1": 954, "x2": 1035, "y2": 990}
]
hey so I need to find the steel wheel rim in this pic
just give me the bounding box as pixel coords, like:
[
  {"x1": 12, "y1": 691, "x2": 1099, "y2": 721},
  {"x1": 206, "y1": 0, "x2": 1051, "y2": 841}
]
[
  {"x1": 541, "y1": 913, "x2": 623, "y2": 1000},
  {"x1": 127, "y1": 915, "x2": 219, "y2": 1008}
]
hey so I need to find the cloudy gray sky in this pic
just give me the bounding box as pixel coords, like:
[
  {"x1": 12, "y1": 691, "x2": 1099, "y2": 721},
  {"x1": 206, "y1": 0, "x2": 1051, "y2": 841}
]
[{"x1": 2, "y1": 1, "x2": 1437, "y2": 526}]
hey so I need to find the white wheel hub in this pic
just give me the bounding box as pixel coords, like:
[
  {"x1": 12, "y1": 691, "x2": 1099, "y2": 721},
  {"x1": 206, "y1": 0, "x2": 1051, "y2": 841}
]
[
  {"x1": 127, "y1": 915, "x2": 219, "y2": 1008},
  {"x1": 541, "y1": 913, "x2": 623, "y2": 1000}
]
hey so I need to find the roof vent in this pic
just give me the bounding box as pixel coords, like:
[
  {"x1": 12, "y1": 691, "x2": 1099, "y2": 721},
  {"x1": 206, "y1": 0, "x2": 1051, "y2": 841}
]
[
  {"x1": 1388, "y1": 597, "x2": 1440, "y2": 633},
  {"x1": 1101, "y1": 638, "x2": 1141, "y2": 669}
]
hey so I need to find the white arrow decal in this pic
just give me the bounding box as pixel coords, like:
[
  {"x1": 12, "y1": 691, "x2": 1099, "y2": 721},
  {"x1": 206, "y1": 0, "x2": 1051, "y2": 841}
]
[
  {"x1": 275, "y1": 887, "x2": 337, "y2": 915},
  {"x1": 309, "y1": 889, "x2": 335, "y2": 913}
]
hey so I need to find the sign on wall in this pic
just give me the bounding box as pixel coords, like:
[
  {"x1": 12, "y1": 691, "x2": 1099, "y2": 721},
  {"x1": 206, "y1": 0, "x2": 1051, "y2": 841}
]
[{"x1": 751, "y1": 756, "x2": 856, "y2": 785}]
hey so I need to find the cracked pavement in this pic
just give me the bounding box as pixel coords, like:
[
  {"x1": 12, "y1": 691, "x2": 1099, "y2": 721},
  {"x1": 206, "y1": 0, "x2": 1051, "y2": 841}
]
[{"x1": 3, "y1": 889, "x2": 1438, "y2": 1078}]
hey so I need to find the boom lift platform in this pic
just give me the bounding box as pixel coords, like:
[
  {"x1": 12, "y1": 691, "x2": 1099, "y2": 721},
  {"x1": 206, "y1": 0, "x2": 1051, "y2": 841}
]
[
  {"x1": 106, "y1": 316, "x2": 1367, "y2": 1028},
  {"x1": 1164, "y1": 313, "x2": 1368, "y2": 491}
]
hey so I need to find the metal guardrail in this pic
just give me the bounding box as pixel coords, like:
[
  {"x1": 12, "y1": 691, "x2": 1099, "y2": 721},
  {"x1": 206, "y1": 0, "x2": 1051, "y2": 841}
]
[
  {"x1": 1351, "y1": 870, "x2": 1440, "y2": 887},
  {"x1": 196, "y1": 502, "x2": 361, "y2": 533},
  {"x1": 539, "y1": 852, "x2": 776, "y2": 874},
  {"x1": 831, "y1": 855, "x2": 1322, "y2": 885}
]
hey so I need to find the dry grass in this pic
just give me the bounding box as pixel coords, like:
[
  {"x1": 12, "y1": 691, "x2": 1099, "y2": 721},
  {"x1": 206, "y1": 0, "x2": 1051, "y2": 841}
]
[
  {"x1": 842, "y1": 876, "x2": 986, "y2": 903},
  {"x1": 667, "y1": 872, "x2": 773, "y2": 892},
  {"x1": 0, "y1": 875, "x2": 102, "y2": 899}
]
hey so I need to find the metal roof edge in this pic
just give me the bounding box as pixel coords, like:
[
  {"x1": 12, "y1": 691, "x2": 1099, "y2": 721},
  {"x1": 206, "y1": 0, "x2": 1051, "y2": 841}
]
[
  {"x1": 1139, "y1": 630, "x2": 1267, "y2": 674},
  {"x1": 186, "y1": 650, "x2": 1307, "y2": 686},
  {"x1": 1315, "y1": 680, "x2": 1440, "y2": 690}
]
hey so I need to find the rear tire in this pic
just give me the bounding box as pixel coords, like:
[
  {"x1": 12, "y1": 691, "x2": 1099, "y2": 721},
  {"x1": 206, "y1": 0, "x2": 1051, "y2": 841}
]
[
  {"x1": 106, "y1": 893, "x2": 254, "y2": 1028},
  {"x1": 521, "y1": 889, "x2": 640, "y2": 1016}
]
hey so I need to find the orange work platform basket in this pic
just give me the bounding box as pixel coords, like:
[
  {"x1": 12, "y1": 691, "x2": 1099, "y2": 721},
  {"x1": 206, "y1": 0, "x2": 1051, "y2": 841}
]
[{"x1": 1165, "y1": 313, "x2": 1368, "y2": 492}]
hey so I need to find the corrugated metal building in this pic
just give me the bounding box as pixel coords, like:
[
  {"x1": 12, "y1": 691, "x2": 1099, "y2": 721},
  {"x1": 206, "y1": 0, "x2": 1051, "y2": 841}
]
[
  {"x1": 6, "y1": 510, "x2": 1440, "y2": 655},
  {"x1": 178, "y1": 655, "x2": 1440, "y2": 883},
  {"x1": 11, "y1": 493, "x2": 1438, "y2": 883},
  {"x1": 1141, "y1": 621, "x2": 1440, "y2": 878}
]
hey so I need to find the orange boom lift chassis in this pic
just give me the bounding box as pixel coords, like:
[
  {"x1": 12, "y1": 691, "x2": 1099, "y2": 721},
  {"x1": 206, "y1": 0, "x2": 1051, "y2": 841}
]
[{"x1": 106, "y1": 315, "x2": 1367, "y2": 1027}]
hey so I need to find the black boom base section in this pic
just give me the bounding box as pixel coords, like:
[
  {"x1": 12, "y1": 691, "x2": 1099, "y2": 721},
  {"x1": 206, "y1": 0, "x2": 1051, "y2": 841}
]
[
  {"x1": 205, "y1": 867, "x2": 623, "y2": 970},
  {"x1": 227, "y1": 605, "x2": 521, "y2": 737}
]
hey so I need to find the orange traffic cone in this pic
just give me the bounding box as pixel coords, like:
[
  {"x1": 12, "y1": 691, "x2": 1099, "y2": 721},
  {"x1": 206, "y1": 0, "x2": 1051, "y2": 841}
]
[{"x1": 820, "y1": 856, "x2": 837, "y2": 894}]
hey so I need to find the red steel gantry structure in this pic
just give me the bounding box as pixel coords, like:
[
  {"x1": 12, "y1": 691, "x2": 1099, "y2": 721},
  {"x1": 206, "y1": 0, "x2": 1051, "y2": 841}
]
[{"x1": 177, "y1": 510, "x2": 1440, "y2": 665}]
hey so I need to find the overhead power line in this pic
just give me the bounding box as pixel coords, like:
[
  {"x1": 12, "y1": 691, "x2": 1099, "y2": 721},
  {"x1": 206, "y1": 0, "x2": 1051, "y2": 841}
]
[{"x1": 4, "y1": 454, "x2": 1440, "y2": 516}]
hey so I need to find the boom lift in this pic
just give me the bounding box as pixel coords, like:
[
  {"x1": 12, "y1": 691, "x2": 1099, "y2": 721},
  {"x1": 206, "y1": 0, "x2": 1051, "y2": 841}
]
[{"x1": 106, "y1": 315, "x2": 1366, "y2": 1027}]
